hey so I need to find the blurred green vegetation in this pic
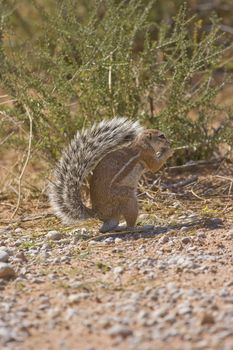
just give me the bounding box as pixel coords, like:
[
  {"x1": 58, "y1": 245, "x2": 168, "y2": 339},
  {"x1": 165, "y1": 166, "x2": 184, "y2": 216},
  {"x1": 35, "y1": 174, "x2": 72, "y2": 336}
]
[{"x1": 0, "y1": 0, "x2": 232, "y2": 163}]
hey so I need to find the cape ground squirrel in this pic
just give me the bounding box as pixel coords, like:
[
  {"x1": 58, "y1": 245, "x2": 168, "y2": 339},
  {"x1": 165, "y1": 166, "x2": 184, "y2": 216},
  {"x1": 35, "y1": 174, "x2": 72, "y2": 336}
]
[{"x1": 49, "y1": 118, "x2": 173, "y2": 232}]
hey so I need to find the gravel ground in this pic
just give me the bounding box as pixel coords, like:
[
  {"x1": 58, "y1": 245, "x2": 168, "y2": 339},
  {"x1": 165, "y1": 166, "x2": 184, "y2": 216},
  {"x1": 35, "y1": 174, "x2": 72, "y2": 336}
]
[{"x1": 0, "y1": 223, "x2": 233, "y2": 350}]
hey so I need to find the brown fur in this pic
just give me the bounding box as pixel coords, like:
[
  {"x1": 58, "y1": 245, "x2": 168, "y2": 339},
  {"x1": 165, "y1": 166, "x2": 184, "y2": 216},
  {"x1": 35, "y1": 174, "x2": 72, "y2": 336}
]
[{"x1": 90, "y1": 129, "x2": 173, "y2": 232}]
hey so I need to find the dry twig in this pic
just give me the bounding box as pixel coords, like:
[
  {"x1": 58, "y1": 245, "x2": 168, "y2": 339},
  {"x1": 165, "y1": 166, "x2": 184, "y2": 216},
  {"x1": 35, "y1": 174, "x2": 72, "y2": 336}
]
[
  {"x1": 11, "y1": 105, "x2": 33, "y2": 219},
  {"x1": 190, "y1": 188, "x2": 206, "y2": 201},
  {"x1": 0, "y1": 131, "x2": 15, "y2": 146},
  {"x1": 0, "y1": 110, "x2": 25, "y2": 132},
  {"x1": 167, "y1": 159, "x2": 222, "y2": 173},
  {"x1": 162, "y1": 175, "x2": 198, "y2": 190},
  {"x1": 0, "y1": 99, "x2": 17, "y2": 105}
]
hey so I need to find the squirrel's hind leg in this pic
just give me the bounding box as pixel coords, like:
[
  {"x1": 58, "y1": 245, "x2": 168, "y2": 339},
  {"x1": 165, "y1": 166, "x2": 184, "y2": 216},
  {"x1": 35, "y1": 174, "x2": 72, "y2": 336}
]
[
  {"x1": 121, "y1": 195, "x2": 138, "y2": 228},
  {"x1": 99, "y1": 218, "x2": 120, "y2": 233}
]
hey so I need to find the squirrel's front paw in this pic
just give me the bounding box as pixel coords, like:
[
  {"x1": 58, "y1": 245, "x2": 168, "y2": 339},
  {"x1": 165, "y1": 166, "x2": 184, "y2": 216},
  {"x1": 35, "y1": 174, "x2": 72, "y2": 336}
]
[
  {"x1": 161, "y1": 146, "x2": 174, "y2": 158},
  {"x1": 166, "y1": 148, "x2": 174, "y2": 157}
]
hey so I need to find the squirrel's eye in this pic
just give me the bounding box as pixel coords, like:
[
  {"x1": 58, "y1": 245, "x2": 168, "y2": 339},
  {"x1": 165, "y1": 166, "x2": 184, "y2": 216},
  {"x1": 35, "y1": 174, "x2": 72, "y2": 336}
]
[{"x1": 159, "y1": 134, "x2": 166, "y2": 139}]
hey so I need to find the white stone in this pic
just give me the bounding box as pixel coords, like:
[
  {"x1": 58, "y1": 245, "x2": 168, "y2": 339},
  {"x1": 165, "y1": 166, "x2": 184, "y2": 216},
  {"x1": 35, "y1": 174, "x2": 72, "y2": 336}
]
[
  {"x1": 0, "y1": 251, "x2": 9, "y2": 263},
  {"x1": 46, "y1": 231, "x2": 63, "y2": 241}
]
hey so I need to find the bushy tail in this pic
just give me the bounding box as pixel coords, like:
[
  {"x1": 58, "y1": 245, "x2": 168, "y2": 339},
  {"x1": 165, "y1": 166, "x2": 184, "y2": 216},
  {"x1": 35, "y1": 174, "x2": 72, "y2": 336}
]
[{"x1": 48, "y1": 117, "x2": 143, "y2": 224}]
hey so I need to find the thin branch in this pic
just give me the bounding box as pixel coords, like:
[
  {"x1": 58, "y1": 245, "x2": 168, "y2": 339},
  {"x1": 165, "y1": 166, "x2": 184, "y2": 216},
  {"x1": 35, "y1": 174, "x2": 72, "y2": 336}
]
[
  {"x1": 0, "y1": 95, "x2": 10, "y2": 98},
  {"x1": 214, "y1": 175, "x2": 233, "y2": 181},
  {"x1": 108, "y1": 51, "x2": 113, "y2": 93},
  {"x1": 0, "y1": 213, "x2": 53, "y2": 225},
  {"x1": 0, "y1": 99, "x2": 17, "y2": 105},
  {"x1": 228, "y1": 181, "x2": 232, "y2": 196},
  {"x1": 190, "y1": 188, "x2": 206, "y2": 201},
  {"x1": 162, "y1": 175, "x2": 198, "y2": 190},
  {"x1": 0, "y1": 131, "x2": 15, "y2": 146},
  {"x1": 167, "y1": 159, "x2": 222, "y2": 173},
  {"x1": 0, "y1": 110, "x2": 26, "y2": 133},
  {"x1": 11, "y1": 105, "x2": 33, "y2": 219}
]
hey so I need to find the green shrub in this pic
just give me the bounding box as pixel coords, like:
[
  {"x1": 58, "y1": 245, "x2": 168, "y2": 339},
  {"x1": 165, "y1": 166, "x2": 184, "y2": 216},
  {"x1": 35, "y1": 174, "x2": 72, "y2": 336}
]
[{"x1": 0, "y1": 1, "x2": 232, "y2": 161}]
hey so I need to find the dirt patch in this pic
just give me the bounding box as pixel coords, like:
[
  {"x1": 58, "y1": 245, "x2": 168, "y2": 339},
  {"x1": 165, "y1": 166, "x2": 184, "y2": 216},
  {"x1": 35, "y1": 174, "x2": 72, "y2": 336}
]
[
  {"x1": 0, "y1": 161, "x2": 232, "y2": 350},
  {"x1": 0, "y1": 224, "x2": 233, "y2": 350}
]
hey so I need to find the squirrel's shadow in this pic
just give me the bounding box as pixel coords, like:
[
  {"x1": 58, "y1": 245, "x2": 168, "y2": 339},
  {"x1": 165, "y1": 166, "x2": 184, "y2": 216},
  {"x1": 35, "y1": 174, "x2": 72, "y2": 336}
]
[{"x1": 91, "y1": 217, "x2": 223, "y2": 242}]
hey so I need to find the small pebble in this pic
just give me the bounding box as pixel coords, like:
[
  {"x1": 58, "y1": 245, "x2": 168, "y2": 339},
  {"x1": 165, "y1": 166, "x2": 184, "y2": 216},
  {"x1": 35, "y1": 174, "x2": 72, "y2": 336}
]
[
  {"x1": 0, "y1": 263, "x2": 16, "y2": 279},
  {"x1": 15, "y1": 252, "x2": 27, "y2": 262},
  {"x1": 207, "y1": 218, "x2": 223, "y2": 229},
  {"x1": 0, "y1": 226, "x2": 11, "y2": 234},
  {"x1": 112, "y1": 266, "x2": 124, "y2": 275},
  {"x1": 46, "y1": 231, "x2": 63, "y2": 241},
  {"x1": 180, "y1": 226, "x2": 189, "y2": 232},
  {"x1": 88, "y1": 240, "x2": 98, "y2": 245},
  {"x1": 158, "y1": 235, "x2": 169, "y2": 244},
  {"x1": 181, "y1": 237, "x2": 192, "y2": 245},
  {"x1": 103, "y1": 237, "x2": 114, "y2": 244},
  {"x1": 201, "y1": 313, "x2": 215, "y2": 325},
  {"x1": 14, "y1": 239, "x2": 22, "y2": 247},
  {"x1": 226, "y1": 230, "x2": 233, "y2": 240},
  {"x1": 68, "y1": 293, "x2": 90, "y2": 304},
  {"x1": 197, "y1": 232, "x2": 206, "y2": 239},
  {"x1": 108, "y1": 325, "x2": 133, "y2": 338},
  {"x1": 219, "y1": 289, "x2": 230, "y2": 298},
  {"x1": 115, "y1": 238, "x2": 123, "y2": 244},
  {"x1": 226, "y1": 281, "x2": 233, "y2": 287},
  {"x1": 65, "y1": 308, "x2": 78, "y2": 320},
  {"x1": 0, "y1": 251, "x2": 9, "y2": 263},
  {"x1": 0, "y1": 327, "x2": 16, "y2": 343}
]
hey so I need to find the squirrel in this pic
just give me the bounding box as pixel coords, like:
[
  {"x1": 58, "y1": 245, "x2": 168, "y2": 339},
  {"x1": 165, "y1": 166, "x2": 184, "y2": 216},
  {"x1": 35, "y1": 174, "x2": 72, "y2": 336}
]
[{"x1": 48, "y1": 117, "x2": 173, "y2": 232}]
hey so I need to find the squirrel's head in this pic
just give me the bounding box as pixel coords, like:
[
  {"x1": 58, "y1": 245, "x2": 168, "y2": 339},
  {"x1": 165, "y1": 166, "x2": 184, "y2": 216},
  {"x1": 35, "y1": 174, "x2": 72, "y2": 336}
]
[
  {"x1": 135, "y1": 129, "x2": 171, "y2": 153},
  {"x1": 134, "y1": 129, "x2": 172, "y2": 171}
]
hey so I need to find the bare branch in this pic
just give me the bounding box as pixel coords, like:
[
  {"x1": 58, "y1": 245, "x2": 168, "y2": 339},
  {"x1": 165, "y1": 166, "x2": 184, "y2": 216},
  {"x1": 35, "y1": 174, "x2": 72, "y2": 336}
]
[
  {"x1": 11, "y1": 105, "x2": 33, "y2": 219},
  {"x1": 0, "y1": 131, "x2": 15, "y2": 146}
]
